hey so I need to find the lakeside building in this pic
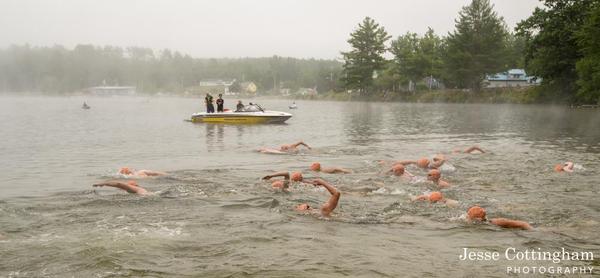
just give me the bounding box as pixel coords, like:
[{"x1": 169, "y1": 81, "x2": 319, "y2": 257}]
[
  {"x1": 193, "y1": 79, "x2": 257, "y2": 96},
  {"x1": 485, "y1": 69, "x2": 541, "y2": 88}
]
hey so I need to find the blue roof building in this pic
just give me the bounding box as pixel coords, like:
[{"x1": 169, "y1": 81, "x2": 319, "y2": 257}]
[{"x1": 485, "y1": 69, "x2": 541, "y2": 88}]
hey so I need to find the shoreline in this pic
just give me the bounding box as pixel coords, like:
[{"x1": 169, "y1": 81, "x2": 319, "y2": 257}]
[{"x1": 3, "y1": 89, "x2": 598, "y2": 108}]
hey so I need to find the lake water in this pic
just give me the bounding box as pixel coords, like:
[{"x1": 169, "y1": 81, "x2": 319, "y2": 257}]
[{"x1": 1, "y1": 95, "x2": 599, "y2": 277}]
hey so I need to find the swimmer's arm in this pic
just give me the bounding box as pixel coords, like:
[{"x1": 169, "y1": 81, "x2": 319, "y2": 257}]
[
  {"x1": 464, "y1": 146, "x2": 485, "y2": 153},
  {"x1": 310, "y1": 179, "x2": 340, "y2": 215},
  {"x1": 411, "y1": 195, "x2": 429, "y2": 201},
  {"x1": 334, "y1": 167, "x2": 352, "y2": 174},
  {"x1": 392, "y1": 160, "x2": 416, "y2": 166},
  {"x1": 323, "y1": 167, "x2": 351, "y2": 174},
  {"x1": 138, "y1": 170, "x2": 167, "y2": 176},
  {"x1": 93, "y1": 181, "x2": 137, "y2": 194},
  {"x1": 490, "y1": 218, "x2": 532, "y2": 230},
  {"x1": 294, "y1": 141, "x2": 311, "y2": 149},
  {"x1": 258, "y1": 148, "x2": 285, "y2": 154},
  {"x1": 437, "y1": 180, "x2": 450, "y2": 188},
  {"x1": 262, "y1": 172, "x2": 290, "y2": 180}
]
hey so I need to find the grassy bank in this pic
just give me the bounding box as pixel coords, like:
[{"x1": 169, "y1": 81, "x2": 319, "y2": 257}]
[{"x1": 293, "y1": 87, "x2": 542, "y2": 104}]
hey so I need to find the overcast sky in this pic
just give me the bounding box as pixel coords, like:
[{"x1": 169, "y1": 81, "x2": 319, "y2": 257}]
[{"x1": 0, "y1": 0, "x2": 540, "y2": 59}]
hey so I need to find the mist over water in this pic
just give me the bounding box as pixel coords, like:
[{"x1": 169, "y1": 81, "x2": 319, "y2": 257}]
[{"x1": 1, "y1": 95, "x2": 599, "y2": 276}]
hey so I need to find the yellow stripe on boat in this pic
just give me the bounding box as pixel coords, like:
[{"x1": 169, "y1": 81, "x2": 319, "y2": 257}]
[{"x1": 197, "y1": 117, "x2": 270, "y2": 124}]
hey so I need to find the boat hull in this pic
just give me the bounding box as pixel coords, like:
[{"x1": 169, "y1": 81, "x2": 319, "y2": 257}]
[{"x1": 190, "y1": 111, "x2": 292, "y2": 124}]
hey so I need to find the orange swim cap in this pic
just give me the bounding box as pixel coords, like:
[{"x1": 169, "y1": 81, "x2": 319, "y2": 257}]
[
  {"x1": 554, "y1": 164, "x2": 564, "y2": 172},
  {"x1": 417, "y1": 158, "x2": 430, "y2": 168},
  {"x1": 391, "y1": 164, "x2": 405, "y2": 176},
  {"x1": 119, "y1": 167, "x2": 133, "y2": 175},
  {"x1": 127, "y1": 180, "x2": 138, "y2": 187},
  {"x1": 467, "y1": 206, "x2": 486, "y2": 221},
  {"x1": 427, "y1": 169, "x2": 441, "y2": 180},
  {"x1": 429, "y1": 191, "x2": 443, "y2": 202},
  {"x1": 310, "y1": 162, "x2": 321, "y2": 171},
  {"x1": 291, "y1": 171, "x2": 303, "y2": 182}
]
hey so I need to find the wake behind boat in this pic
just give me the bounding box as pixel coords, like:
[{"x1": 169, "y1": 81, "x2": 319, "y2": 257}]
[{"x1": 191, "y1": 104, "x2": 292, "y2": 124}]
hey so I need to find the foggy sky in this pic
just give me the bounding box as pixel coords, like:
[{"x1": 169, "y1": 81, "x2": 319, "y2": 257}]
[{"x1": 0, "y1": 0, "x2": 540, "y2": 59}]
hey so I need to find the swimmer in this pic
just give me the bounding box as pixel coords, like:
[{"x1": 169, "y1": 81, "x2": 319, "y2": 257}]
[
  {"x1": 388, "y1": 164, "x2": 414, "y2": 180},
  {"x1": 467, "y1": 206, "x2": 532, "y2": 230},
  {"x1": 257, "y1": 141, "x2": 311, "y2": 154},
  {"x1": 427, "y1": 169, "x2": 450, "y2": 188},
  {"x1": 262, "y1": 171, "x2": 304, "y2": 189},
  {"x1": 453, "y1": 146, "x2": 485, "y2": 154},
  {"x1": 412, "y1": 191, "x2": 458, "y2": 207},
  {"x1": 554, "y1": 161, "x2": 574, "y2": 173},
  {"x1": 295, "y1": 178, "x2": 340, "y2": 217},
  {"x1": 280, "y1": 141, "x2": 311, "y2": 152},
  {"x1": 93, "y1": 180, "x2": 149, "y2": 195},
  {"x1": 119, "y1": 167, "x2": 166, "y2": 177},
  {"x1": 391, "y1": 156, "x2": 444, "y2": 169},
  {"x1": 310, "y1": 162, "x2": 351, "y2": 174}
]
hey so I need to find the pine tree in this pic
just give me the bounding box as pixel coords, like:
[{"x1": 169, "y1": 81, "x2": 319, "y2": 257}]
[
  {"x1": 443, "y1": 0, "x2": 508, "y2": 91},
  {"x1": 342, "y1": 17, "x2": 390, "y2": 95}
]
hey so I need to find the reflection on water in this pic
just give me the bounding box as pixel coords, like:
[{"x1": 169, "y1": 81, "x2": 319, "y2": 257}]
[{"x1": 0, "y1": 96, "x2": 599, "y2": 277}]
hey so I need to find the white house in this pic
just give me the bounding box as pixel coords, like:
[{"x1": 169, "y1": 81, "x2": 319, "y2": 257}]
[{"x1": 485, "y1": 69, "x2": 541, "y2": 88}]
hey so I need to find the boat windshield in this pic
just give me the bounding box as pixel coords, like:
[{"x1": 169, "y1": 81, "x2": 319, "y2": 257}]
[{"x1": 243, "y1": 104, "x2": 264, "y2": 112}]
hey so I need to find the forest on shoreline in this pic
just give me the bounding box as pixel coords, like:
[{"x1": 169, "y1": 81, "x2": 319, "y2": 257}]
[{"x1": 1, "y1": 0, "x2": 598, "y2": 104}]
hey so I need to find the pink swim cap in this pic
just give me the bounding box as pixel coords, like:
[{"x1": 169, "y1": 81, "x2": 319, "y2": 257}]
[{"x1": 310, "y1": 162, "x2": 321, "y2": 171}]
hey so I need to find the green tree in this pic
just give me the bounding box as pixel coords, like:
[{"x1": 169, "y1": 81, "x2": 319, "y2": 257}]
[
  {"x1": 390, "y1": 32, "x2": 420, "y2": 85},
  {"x1": 575, "y1": 3, "x2": 600, "y2": 104},
  {"x1": 517, "y1": 0, "x2": 596, "y2": 102},
  {"x1": 443, "y1": 0, "x2": 508, "y2": 91},
  {"x1": 504, "y1": 33, "x2": 526, "y2": 69},
  {"x1": 390, "y1": 28, "x2": 443, "y2": 90},
  {"x1": 341, "y1": 17, "x2": 390, "y2": 95}
]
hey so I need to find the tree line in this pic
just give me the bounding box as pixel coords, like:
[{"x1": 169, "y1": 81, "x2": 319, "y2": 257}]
[
  {"x1": 0, "y1": 44, "x2": 342, "y2": 94},
  {"x1": 342, "y1": 0, "x2": 600, "y2": 104},
  {"x1": 2, "y1": 0, "x2": 598, "y2": 104}
]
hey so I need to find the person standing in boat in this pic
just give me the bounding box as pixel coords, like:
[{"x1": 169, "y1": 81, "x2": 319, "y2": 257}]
[
  {"x1": 216, "y1": 94, "x2": 224, "y2": 112},
  {"x1": 205, "y1": 93, "x2": 215, "y2": 113}
]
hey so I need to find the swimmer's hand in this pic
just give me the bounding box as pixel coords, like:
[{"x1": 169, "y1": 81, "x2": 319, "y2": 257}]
[
  {"x1": 307, "y1": 178, "x2": 328, "y2": 187},
  {"x1": 262, "y1": 175, "x2": 272, "y2": 180}
]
